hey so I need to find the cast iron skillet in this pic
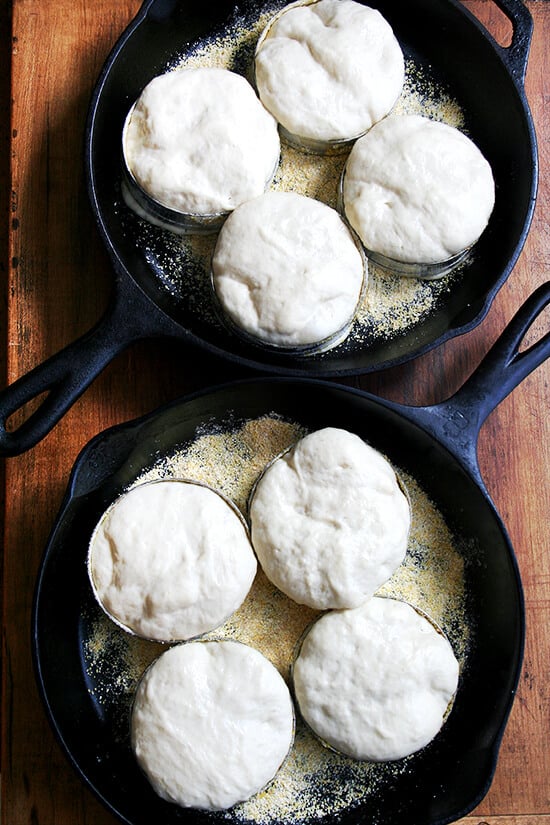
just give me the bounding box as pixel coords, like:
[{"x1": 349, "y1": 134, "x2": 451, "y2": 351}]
[
  {"x1": 0, "y1": 0, "x2": 538, "y2": 456},
  {"x1": 33, "y1": 282, "x2": 550, "y2": 825}
]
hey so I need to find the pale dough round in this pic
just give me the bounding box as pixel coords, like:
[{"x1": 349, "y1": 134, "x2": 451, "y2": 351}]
[
  {"x1": 124, "y1": 67, "x2": 280, "y2": 215},
  {"x1": 292, "y1": 597, "x2": 459, "y2": 761},
  {"x1": 88, "y1": 480, "x2": 257, "y2": 641},
  {"x1": 212, "y1": 191, "x2": 365, "y2": 349},
  {"x1": 255, "y1": 0, "x2": 404, "y2": 143},
  {"x1": 343, "y1": 114, "x2": 495, "y2": 264},
  {"x1": 249, "y1": 428, "x2": 410, "y2": 609},
  {"x1": 131, "y1": 641, "x2": 295, "y2": 810}
]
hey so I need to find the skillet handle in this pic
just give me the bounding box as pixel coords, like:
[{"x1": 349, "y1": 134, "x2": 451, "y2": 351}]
[
  {"x1": 0, "y1": 285, "x2": 152, "y2": 458},
  {"x1": 406, "y1": 282, "x2": 550, "y2": 483},
  {"x1": 482, "y1": 0, "x2": 533, "y2": 84},
  {"x1": 452, "y1": 281, "x2": 550, "y2": 420}
]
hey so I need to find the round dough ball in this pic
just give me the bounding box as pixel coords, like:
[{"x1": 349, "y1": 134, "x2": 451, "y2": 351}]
[
  {"x1": 343, "y1": 114, "x2": 495, "y2": 265},
  {"x1": 249, "y1": 427, "x2": 410, "y2": 609},
  {"x1": 212, "y1": 191, "x2": 365, "y2": 350},
  {"x1": 88, "y1": 480, "x2": 257, "y2": 641},
  {"x1": 292, "y1": 597, "x2": 459, "y2": 761},
  {"x1": 123, "y1": 67, "x2": 280, "y2": 216},
  {"x1": 255, "y1": 0, "x2": 404, "y2": 144},
  {"x1": 131, "y1": 641, "x2": 295, "y2": 810}
]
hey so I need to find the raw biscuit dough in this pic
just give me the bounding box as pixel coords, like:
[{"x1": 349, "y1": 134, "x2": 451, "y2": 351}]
[
  {"x1": 131, "y1": 641, "x2": 295, "y2": 810},
  {"x1": 343, "y1": 114, "x2": 495, "y2": 264},
  {"x1": 255, "y1": 0, "x2": 404, "y2": 143},
  {"x1": 123, "y1": 67, "x2": 280, "y2": 215},
  {"x1": 249, "y1": 427, "x2": 410, "y2": 609},
  {"x1": 292, "y1": 597, "x2": 460, "y2": 761},
  {"x1": 88, "y1": 480, "x2": 257, "y2": 641},
  {"x1": 212, "y1": 191, "x2": 365, "y2": 349}
]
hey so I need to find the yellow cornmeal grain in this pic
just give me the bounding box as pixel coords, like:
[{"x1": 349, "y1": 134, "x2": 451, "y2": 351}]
[
  {"x1": 141, "y1": 9, "x2": 469, "y2": 350},
  {"x1": 395, "y1": 60, "x2": 465, "y2": 128},
  {"x1": 97, "y1": 9, "x2": 474, "y2": 817},
  {"x1": 137, "y1": 416, "x2": 305, "y2": 513},
  {"x1": 204, "y1": 569, "x2": 319, "y2": 677},
  {"x1": 272, "y1": 147, "x2": 347, "y2": 210},
  {"x1": 83, "y1": 416, "x2": 470, "y2": 824},
  {"x1": 378, "y1": 469, "x2": 469, "y2": 663},
  {"x1": 174, "y1": 8, "x2": 274, "y2": 72}
]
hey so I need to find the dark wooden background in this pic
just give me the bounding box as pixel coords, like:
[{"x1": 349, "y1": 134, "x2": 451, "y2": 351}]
[{"x1": 2, "y1": 1, "x2": 549, "y2": 823}]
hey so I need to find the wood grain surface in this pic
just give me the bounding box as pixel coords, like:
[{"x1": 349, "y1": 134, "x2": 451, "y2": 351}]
[{"x1": 2, "y1": 1, "x2": 549, "y2": 823}]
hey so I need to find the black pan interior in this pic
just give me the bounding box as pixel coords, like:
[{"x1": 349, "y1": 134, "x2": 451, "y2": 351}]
[
  {"x1": 86, "y1": 0, "x2": 536, "y2": 376},
  {"x1": 33, "y1": 379, "x2": 523, "y2": 825}
]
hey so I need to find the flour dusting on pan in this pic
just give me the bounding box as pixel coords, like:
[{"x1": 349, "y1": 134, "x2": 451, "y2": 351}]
[{"x1": 83, "y1": 415, "x2": 470, "y2": 824}]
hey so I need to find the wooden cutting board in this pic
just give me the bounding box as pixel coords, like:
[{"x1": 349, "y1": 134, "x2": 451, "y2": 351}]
[{"x1": 2, "y1": 1, "x2": 549, "y2": 823}]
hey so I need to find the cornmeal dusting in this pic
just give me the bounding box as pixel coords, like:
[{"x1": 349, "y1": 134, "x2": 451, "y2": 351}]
[
  {"x1": 84, "y1": 416, "x2": 470, "y2": 823},
  {"x1": 94, "y1": 5, "x2": 476, "y2": 818},
  {"x1": 120, "y1": 2, "x2": 471, "y2": 353}
]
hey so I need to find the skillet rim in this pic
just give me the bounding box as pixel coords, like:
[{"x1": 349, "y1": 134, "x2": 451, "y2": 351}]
[{"x1": 84, "y1": 0, "x2": 538, "y2": 379}]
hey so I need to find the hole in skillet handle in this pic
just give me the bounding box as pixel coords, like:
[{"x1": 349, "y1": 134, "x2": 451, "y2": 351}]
[
  {"x1": 0, "y1": 278, "x2": 166, "y2": 457},
  {"x1": 463, "y1": 0, "x2": 533, "y2": 84},
  {"x1": 462, "y1": 0, "x2": 513, "y2": 48},
  {"x1": 450, "y1": 281, "x2": 550, "y2": 427},
  {"x1": 0, "y1": 331, "x2": 118, "y2": 458},
  {"x1": 0, "y1": 359, "x2": 81, "y2": 458},
  {"x1": 519, "y1": 301, "x2": 550, "y2": 353},
  {"x1": 404, "y1": 282, "x2": 550, "y2": 485},
  {"x1": 4, "y1": 391, "x2": 50, "y2": 434}
]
